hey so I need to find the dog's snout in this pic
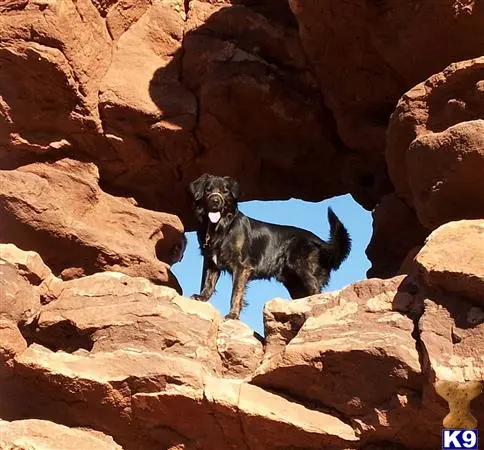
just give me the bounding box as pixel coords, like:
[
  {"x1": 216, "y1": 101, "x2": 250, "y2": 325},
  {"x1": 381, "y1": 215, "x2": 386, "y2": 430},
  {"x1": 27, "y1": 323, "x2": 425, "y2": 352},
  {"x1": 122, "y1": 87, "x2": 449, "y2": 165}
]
[{"x1": 208, "y1": 192, "x2": 223, "y2": 209}]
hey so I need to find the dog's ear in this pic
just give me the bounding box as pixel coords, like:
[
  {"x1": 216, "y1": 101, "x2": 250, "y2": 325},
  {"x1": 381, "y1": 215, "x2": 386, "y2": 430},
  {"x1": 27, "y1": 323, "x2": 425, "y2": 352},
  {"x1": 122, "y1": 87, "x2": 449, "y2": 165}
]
[
  {"x1": 189, "y1": 174, "x2": 210, "y2": 201},
  {"x1": 223, "y1": 176, "x2": 241, "y2": 200}
]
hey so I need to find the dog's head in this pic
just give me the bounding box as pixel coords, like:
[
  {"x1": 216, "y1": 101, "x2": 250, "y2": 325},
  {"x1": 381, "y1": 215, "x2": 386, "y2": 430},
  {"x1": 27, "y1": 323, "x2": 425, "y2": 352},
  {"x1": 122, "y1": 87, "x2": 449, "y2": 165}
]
[{"x1": 189, "y1": 174, "x2": 240, "y2": 224}]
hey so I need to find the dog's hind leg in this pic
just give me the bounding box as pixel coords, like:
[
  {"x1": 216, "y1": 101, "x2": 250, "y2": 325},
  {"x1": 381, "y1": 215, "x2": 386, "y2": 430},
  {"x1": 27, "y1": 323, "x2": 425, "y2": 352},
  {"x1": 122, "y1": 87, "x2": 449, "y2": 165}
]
[
  {"x1": 285, "y1": 265, "x2": 321, "y2": 299},
  {"x1": 299, "y1": 273, "x2": 321, "y2": 297},
  {"x1": 192, "y1": 259, "x2": 220, "y2": 302},
  {"x1": 284, "y1": 275, "x2": 319, "y2": 299},
  {"x1": 284, "y1": 247, "x2": 322, "y2": 298},
  {"x1": 282, "y1": 275, "x2": 308, "y2": 299},
  {"x1": 226, "y1": 265, "x2": 251, "y2": 320}
]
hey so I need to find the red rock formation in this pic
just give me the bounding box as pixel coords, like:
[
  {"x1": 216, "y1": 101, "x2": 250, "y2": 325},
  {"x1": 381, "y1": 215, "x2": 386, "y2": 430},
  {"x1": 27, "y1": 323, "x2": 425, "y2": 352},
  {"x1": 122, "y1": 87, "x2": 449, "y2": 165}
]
[
  {"x1": 1, "y1": 229, "x2": 483, "y2": 449},
  {"x1": 289, "y1": 0, "x2": 484, "y2": 157},
  {"x1": 365, "y1": 56, "x2": 484, "y2": 274},
  {"x1": 1, "y1": 245, "x2": 358, "y2": 450},
  {"x1": 257, "y1": 276, "x2": 432, "y2": 448},
  {"x1": 414, "y1": 220, "x2": 484, "y2": 309},
  {"x1": 1, "y1": 0, "x2": 484, "y2": 447},
  {"x1": 0, "y1": 0, "x2": 348, "y2": 224},
  {"x1": 387, "y1": 58, "x2": 484, "y2": 230},
  {"x1": 0, "y1": 419, "x2": 122, "y2": 450},
  {"x1": 0, "y1": 159, "x2": 183, "y2": 290},
  {"x1": 1, "y1": 0, "x2": 483, "y2": 274}
]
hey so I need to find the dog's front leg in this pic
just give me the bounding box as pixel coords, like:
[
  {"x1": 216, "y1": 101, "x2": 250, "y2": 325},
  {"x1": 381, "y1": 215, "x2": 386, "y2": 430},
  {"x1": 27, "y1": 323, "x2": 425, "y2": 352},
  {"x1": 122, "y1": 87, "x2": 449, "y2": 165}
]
[
  {"x1": 226, "y1": 265, "x2": 251, "y2": 320},
  {"x1": 192, "y1": 258, "x2": 220, "y2": 302}
]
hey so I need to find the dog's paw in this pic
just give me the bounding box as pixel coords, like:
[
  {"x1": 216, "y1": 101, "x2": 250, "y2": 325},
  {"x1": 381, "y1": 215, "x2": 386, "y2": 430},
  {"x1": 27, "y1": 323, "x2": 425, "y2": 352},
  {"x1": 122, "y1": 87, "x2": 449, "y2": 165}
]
[
  {"x1": 191, "y1": 294, "x2": 208, "y2": 302},
  {"x1": 224, "y1": 312, "x2": 239, "y2": 320}
]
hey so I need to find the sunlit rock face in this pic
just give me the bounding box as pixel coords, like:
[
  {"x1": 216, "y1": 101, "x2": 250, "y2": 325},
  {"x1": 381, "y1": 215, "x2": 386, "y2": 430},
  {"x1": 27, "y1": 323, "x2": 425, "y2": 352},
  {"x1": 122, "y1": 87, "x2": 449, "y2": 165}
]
[{"x1": 1, "y1": 234, "x2": 483, "y2": 449}]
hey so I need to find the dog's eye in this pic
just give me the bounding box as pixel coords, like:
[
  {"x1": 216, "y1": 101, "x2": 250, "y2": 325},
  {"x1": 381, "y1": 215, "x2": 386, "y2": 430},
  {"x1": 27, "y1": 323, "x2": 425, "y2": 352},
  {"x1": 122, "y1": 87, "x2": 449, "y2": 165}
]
[{"x1": 222, "y1": 187, "x2": 229, "y2": 194}]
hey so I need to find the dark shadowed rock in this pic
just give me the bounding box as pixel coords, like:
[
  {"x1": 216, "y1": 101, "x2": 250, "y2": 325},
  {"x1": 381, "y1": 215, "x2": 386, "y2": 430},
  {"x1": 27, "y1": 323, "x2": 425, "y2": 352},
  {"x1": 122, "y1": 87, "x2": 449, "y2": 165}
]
[{"x1": 367, "y1": 194, "x2": 429, "y2": 279}]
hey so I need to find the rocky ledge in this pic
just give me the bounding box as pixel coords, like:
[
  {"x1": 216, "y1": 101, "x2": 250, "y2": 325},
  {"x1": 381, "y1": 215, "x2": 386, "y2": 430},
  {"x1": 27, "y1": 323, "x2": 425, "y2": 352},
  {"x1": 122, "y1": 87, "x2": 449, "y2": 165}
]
[{"x1": 1, "y1": 219, "x2": 483, "y2": 450}]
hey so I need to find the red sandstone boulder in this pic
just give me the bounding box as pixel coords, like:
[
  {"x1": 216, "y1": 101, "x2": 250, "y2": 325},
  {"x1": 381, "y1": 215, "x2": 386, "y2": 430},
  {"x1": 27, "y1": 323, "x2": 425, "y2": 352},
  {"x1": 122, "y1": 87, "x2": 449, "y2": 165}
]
[
  {"x1": 387, "y1": 58, "x2": 484, "y2": 229},
  {"x1": 34, "y1": 272, "x2": 224, "y2": 368},
  {"x1": 0, "y1": 0, "x2": 111, "y2": 165},
  {"x1": 407, "y1": 119, "x2": 484, "y2": 229},
  {"x1": 410, "y1": 220, "x2": 484, "y2": 430},
  {"x1": 0, "y1": 419, "x2": 122, "y2": 450},
  {"x1": 253, "y1": 276, "x2": 439, "y2": 447},
  {"x1": 0, "y1": 248, "x2": 45, "y2": 369},
  {"x1": 414, "y1": 220, "x2": 484, "y2": 308},
  {"x1": 0, "y1": 243, "x2": 54, "y2": 286},
  {"x1": 0, "y1": 159, "x2": 184, "y2": 290},
  {"x1": 0, "y1": 262, "x2": 41, "y2": 326},
  {"x1": 0, "y1": 319, "x2": 26, "y2": 370},
  {"x1": 217, "y1": 319, "x2": 264, "y2": 378}
]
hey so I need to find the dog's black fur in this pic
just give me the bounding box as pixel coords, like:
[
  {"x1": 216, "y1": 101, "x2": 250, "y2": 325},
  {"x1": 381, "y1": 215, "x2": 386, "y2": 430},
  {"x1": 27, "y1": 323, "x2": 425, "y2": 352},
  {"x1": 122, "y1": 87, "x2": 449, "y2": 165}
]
[{"x1": 189, "y1": 174, "x2": 352, "y2": 320}]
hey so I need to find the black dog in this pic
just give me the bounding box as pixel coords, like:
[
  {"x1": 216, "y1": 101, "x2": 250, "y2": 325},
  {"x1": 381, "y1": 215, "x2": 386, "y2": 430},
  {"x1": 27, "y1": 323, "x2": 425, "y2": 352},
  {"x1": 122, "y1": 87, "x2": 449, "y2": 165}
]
[{"x1": 189, "y1": 174, "x2": 351, "y2": 320}]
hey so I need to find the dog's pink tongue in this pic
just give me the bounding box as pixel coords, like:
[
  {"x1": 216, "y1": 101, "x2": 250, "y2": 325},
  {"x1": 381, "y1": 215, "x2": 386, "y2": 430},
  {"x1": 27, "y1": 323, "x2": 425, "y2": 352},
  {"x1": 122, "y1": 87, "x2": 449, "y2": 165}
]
[{"x1": 208, "y1": 211, "x2": 221, "y2": 223}]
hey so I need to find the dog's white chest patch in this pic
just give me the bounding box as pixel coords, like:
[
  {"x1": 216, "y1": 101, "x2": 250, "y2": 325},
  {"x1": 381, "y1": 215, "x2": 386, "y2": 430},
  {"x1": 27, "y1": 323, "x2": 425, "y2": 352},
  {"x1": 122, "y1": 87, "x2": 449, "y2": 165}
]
[{"x1": 212, "y1": 254, "x2": 217, "y2": 265}]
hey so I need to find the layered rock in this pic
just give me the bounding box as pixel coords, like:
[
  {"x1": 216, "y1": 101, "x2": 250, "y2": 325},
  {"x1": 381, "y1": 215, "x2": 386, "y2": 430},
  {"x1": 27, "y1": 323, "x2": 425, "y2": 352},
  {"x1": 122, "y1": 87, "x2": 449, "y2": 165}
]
[
  {"x1": 414, "y1": 220, "x2": 484, "y2": 308},
  {"x1": 0, "y1": 245, "x2": 357, "y2": 450},
  {"x1": 0, "y1": 419, "x2": 122, "y2": 450},
  {"x1": 255, "y1": 276, "x2": 436, "y2": 448},
  {"x1": 7, "y1": 345, "x2": 358, "y2": 450},
  {"x1": 2, "y1": 230, "x2": 483, "y2": 449},
  {"x1": 32, "y1": 272, "x2": 224, "y2": 367},
  {"x1": 0, "y1": 159, "x2": 184, "y2": 290}
]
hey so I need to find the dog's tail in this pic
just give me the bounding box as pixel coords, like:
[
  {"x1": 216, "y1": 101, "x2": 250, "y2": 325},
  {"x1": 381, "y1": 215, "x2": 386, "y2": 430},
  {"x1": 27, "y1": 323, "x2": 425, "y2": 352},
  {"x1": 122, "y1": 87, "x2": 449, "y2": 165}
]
[{"x1": 325, "y1": 207, "x2": 351, "y2": 270}]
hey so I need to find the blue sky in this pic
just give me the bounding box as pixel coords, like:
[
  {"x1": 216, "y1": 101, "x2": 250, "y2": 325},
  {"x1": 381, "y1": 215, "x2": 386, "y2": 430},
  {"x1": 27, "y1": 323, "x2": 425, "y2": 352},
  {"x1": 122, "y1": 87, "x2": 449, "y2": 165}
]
[{"x1": 172, "y1": 194, "x2": 372, "y2": 334}]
